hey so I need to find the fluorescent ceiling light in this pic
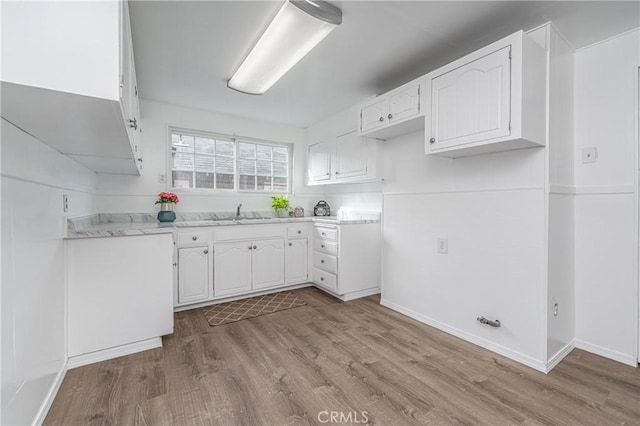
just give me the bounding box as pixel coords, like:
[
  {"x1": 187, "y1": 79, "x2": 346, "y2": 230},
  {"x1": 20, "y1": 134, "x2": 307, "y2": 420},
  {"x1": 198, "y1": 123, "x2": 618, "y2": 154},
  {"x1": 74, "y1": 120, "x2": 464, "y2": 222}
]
[{"x1": 228, "y1": 0, "x2": 342, "y2": 95}]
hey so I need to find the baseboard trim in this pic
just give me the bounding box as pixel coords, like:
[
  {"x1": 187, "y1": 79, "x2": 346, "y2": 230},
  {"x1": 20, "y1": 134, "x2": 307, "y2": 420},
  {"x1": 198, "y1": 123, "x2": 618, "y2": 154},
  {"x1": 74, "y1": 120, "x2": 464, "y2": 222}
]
[
  {"x1": 68, "y1": 337, "x2": 162, "y2": 369},
  {"x1": 574, "y1": 339, "x2": 638, "y2": 367},
  {"x1": 340, "y1": 287, "x2": 381, "y2": 301},
  {"x1": 550, "y1": 184, "x2": 635, "y2": 195},
  {"x1": 380, "y1": 299, "x2": 548, "y2": 373},
  {"x1": 33, "y1": 362, "x2": 68, "y2": 425},
  {"x1": 546, "y1": 340, "x2": 575, "y2": 371},
  {"x1": 174, "y1": 283, "x2": 313, "y2": 312}
]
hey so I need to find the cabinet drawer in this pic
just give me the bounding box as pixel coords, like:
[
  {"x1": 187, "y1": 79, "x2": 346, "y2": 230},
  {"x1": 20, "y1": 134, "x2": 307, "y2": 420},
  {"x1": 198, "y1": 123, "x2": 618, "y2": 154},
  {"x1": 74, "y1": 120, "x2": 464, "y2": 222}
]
[
  {"x1": 177, "y1": 230, "x2": 211, "y2": 246},
  {"x1": 313, "y1": 267, "x2": 337, "y2": 293},
  {"x1": 287, "y1": 226, "x2": 309, "y2": 239},
  {"x1": 314, "y1": 226, "x2": 337, "y2": 241},
  {"x1": 313, "y1": 251, "x2": 337, "y2": 274},
  {"x1": 313, "y1": 239, "x2": 337, "y2": 255}
]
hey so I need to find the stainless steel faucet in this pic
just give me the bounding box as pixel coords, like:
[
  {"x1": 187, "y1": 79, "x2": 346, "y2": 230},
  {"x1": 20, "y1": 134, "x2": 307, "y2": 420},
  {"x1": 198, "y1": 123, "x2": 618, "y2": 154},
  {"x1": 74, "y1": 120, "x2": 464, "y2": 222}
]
[{"x1": 236, "y1": 203, "x2": 242, "y2": 218}]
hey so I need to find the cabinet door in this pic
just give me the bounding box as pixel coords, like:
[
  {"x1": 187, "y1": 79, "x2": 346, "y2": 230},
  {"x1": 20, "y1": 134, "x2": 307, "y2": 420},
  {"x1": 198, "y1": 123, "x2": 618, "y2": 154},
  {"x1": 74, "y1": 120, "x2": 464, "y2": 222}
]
[
  {"x1": 335, "y1": 130, "x2": 368, "y2": 180},
  {"x1": 286, "y1": 239, "x2": 308, "y2": 284},
  {"x1": 214, "y1": 242, "x2": 252, "y2": 297},
  {"x1": 360, "y1": 98, "x2": 388, "y2": 133},
  {"x1": 308, "y1": 141, "x2": 331, "y2": 183},
  {"x1": 430, "y1": 46, "x2": 511, "y2": 150},
  {"x1": 252, "y1": 238, "x2": 285, "y2": 290},
  {"x1": 177, "y1": 247, "x2": 210, "y2": 304},
  {"x1": 389, "y1": 84, "x2": 420, "y2": 123}
]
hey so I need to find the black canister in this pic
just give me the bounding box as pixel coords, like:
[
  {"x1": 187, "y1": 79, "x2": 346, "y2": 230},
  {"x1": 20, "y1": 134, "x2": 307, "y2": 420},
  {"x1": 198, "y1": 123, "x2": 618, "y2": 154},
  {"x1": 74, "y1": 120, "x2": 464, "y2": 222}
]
[{"x1": 313, "y1": 200, "x2": 331, "y2": 216}]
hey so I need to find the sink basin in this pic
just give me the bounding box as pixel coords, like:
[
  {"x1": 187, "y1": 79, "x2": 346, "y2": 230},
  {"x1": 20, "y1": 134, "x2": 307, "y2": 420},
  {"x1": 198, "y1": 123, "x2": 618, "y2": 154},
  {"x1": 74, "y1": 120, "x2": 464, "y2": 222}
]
[{"x1": 237, "y1": 217, "x2": 272, "y2": 221}]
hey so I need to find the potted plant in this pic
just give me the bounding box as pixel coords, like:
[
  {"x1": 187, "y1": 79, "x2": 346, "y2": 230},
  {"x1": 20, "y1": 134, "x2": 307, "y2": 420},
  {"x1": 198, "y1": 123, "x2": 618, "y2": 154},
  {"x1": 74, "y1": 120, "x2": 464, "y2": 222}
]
[
  {"x1": 271, "y1": 195, "x2": 290, "y2": 218},
  {"x1": 155, "y1": 191, "x2": 180, "y2": 222}
]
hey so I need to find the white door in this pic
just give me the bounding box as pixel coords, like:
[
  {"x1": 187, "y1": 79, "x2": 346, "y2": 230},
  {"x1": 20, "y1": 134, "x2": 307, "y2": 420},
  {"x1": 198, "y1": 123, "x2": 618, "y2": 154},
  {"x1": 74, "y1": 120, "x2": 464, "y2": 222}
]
[
  {"x1": 286, "y1": 239, "x2": 308, "y2": 284},
  {"x1": 335, "y1": 131, "x2": 368, "y2": 180},
  {"x1": 360, "y1": 98, "x2": 388, "y2": 133},
  {"x1": 308, "y1": 141, "x2": 331, "y2": 183},
  {"x1": 389, "y1": 84, "x2": 420, "y2": 123},
  {"x1": 430, "y1": 46, "x2": 511, "y2": 149},
  {"x1": 214, "y1": 242, "x2": 252, "y2": 297},
  {"x1": 252, "y1": 238, "x2": 285, "y2": 290},
  {"x1": 177, "y1": 247, "x2": 210, "y2": 304}
]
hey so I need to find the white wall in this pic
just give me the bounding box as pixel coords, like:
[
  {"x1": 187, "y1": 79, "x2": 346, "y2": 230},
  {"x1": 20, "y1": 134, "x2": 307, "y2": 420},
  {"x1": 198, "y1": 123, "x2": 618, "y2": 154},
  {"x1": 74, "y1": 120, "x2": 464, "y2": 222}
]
[
  {"x1": 547, "y1": 26, "x2": 575, "y2": 360},
  {"x1": 96, "y1": 100, "x2": 325, "y2": 214},
  {"x1": 573, "y1": 29, "x2": 639, "y2": 366},
  {"x1": 380, "y1": 128, "x2": 549, "y2": 369},
  {"x1": 1, "y1": 119, "x2": 96, "y2": 425}
]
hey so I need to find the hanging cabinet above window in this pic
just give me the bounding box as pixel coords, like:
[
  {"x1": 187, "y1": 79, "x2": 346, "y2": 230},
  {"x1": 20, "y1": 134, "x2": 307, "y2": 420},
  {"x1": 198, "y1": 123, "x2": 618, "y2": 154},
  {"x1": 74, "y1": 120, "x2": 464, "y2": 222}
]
[{"x1": 0, "y1": 0, "x2": 143, "y2": 175}]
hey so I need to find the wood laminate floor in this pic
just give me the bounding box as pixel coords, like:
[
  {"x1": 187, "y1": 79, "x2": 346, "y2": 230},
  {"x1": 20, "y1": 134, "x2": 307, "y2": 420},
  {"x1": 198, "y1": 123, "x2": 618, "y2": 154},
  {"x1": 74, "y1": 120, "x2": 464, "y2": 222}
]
[{"x1": 45, "y1": 287, "x2": 640, "y2": 425}]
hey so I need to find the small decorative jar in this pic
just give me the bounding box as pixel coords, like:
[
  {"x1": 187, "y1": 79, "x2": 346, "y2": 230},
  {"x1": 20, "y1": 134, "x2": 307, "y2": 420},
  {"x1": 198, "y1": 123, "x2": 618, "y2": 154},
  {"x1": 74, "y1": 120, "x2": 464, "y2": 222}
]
[{"x1": 157, "y1": 202, "x2": 176, "y2": 223}]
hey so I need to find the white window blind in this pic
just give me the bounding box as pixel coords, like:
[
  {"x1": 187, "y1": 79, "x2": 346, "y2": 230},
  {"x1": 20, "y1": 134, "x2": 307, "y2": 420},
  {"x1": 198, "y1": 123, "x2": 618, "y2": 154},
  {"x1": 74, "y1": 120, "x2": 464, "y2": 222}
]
[{"x1": 170, "y1": 130, "x2": 290, "y2": 192}]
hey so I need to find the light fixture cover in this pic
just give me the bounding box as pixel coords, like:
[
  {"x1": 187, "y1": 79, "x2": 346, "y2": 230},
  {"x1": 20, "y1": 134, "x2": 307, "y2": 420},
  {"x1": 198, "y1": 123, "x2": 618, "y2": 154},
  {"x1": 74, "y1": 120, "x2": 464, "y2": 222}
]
[{"x1": 228, "y1": 0, "x2": 342, "y2": 95}]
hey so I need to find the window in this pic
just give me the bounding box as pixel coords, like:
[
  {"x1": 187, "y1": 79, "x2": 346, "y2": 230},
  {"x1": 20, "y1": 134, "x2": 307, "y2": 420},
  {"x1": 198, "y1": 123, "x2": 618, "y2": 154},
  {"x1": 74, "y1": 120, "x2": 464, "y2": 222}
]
[{"x1": 170, "y1": 129, "x2": 290, "y2": 192}]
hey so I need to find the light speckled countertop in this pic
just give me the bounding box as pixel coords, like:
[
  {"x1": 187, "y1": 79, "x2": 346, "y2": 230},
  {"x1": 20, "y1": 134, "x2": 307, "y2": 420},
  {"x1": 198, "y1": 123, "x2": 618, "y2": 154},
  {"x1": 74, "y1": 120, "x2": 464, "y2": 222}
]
[{"x1": 65, "y1": 212, "x2": 380, "y2": 239}]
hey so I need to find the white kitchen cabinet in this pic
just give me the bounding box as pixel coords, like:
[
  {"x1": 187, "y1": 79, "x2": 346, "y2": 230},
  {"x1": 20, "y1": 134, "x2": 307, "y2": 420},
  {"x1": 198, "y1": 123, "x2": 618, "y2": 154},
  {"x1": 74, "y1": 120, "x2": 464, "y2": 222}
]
[
  {"x1": 252, "y1": 239, "x2": 286, "y2": 290},
  {"x1": 66, "y1": 234, "x2": 174, "y2": 365},
  {"x1": 425, "y1": 30, "x2": 546, "y2": 158},
  {"x1": 177, "y1": 246, "x2": 210, "y2": 304},
  {"x1": 308, "y1": 141, "x2": 332, "y2": 182},
  {"x1": 307, "y1": 132, "x2": 378, "y2": 186},
  {"x1": 312, "y1": 223, "x2": 381, "y2": 301},
  {"x1": 214, "y1": 242, "x2": 253, "y2": 297},
  {"x1": 359, "y1": 78, "x2": 424, "y2": 140},
  {"x1": 286, "y1": 238, "x2": 309, "y2": 284},
  {"x1": 0, "y1": 0, "x2": 143, "y2": 175}
]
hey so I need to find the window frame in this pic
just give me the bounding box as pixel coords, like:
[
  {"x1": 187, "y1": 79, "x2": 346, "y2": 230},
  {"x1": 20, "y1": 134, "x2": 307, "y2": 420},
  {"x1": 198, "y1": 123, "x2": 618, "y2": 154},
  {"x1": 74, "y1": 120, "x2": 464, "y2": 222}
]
[{"x1": 167, "y1": 127, "x2": 293, "y2": 194}]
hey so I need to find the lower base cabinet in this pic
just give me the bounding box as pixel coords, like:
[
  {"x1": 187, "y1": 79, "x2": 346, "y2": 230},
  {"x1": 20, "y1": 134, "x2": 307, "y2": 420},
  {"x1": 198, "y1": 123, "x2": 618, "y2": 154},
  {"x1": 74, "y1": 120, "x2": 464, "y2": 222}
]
[
  {"x1": 177, "y1": 246, "x2": 210, "y2": 304},
  {"x1": 252, "y1": 238, "x2": 286, "y2": 290},
  {"x1": 285, "y1": 238, "x2": 308, "y2": 284},
  {"x1": 213, "y1": 242, "x2": 252, "y2": 297}
]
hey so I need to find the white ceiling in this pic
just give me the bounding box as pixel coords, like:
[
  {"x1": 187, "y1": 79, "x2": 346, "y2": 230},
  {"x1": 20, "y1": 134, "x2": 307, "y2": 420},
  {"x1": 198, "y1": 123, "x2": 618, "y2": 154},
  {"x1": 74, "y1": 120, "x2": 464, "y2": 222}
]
[{"x1": 130, "y1": 1, "x2": 639, "y2": 128}]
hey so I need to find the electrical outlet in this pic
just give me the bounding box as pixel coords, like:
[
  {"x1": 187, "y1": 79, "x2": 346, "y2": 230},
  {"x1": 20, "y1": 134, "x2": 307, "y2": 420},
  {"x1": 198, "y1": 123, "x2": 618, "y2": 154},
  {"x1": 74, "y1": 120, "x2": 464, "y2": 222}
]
[
  {"x1": 158, "y1": 174, "x2": 166, "y2": 184},
  {"x1": 553, "y1": 303, "x2": 559, "y2": 317},
  {"x1": 63, "y1": 194, "x2": 69, "y2": 213},
  {"x1": 581, "y1": 147, "x2": 597, "y2": 164},
  {"x1": 437, "y1": 238, "x2": 448, "y2": 254}
]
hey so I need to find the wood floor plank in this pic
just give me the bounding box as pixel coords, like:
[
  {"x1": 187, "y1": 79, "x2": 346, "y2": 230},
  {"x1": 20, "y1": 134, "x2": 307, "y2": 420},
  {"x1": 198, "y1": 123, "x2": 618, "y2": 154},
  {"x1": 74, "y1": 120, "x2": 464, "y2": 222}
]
[{"x1": 45, "y1": 287, "x2": 640, "y2": 425}]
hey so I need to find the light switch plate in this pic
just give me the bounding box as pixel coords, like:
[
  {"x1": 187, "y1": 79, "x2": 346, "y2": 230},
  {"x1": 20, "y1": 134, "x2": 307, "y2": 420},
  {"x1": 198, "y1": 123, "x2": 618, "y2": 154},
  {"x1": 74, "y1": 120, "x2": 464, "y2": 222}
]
[
  {"x1": 582, "y1": 147, "x2": 597, "y2": 164},
  {"x1": 158, "y1": 174, "x2": 166, "y2": 184},
  {"x1": 437, "y1": 238, "x2": 448, "y2": 254},
  {"x1": 63, "y1": 194, "x2": 69, "y2": 213}
]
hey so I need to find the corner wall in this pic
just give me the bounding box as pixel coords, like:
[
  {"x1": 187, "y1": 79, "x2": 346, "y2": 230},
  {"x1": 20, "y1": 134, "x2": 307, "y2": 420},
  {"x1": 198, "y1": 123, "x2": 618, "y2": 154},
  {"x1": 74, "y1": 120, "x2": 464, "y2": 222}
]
[
  {"x1": 1, "y1": 119, "x2": 96, "y2": 425},
  {"x1": 573, "y1": 29, "x2": 639, "y2": 366}
]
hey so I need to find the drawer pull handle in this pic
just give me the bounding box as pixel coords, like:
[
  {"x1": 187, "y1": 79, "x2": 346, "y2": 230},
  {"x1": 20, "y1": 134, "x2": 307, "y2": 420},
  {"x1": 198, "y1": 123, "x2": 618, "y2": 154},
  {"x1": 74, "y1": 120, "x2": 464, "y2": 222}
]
[
  {"x1": 288, "y1": 242, "x2": 292, "y2": 246},
  {"x1": 297, "y1": 230, "x2": 302, "y2": 234},
  {"x1": 192, "y1": 236, "x2": 198, "y2": 241},
  {"x1": 321, "y1": 232, "x2": 326, "y2": 236},
  {"x1": 320, "y1": 277, "x2": 324, "y2": 281},
  {"x1": 321, "y1": 244, "x2": 325, "y2": 248},
  {"x1": 477, "y1": 316, "x2": 501, "y2": 328},
  {"x1": 321, "y1": 260, "x2": 325, "y2": 263}
]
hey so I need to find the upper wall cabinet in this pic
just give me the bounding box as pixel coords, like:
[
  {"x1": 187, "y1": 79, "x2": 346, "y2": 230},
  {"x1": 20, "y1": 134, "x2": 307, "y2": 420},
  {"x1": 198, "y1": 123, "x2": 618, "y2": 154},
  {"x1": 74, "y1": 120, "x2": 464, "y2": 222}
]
[
  {"x1": 425, "y1": 30, "x2": 546, "y2": 158},
  {"x1": 308, "y1": 130, "x2": 378, "y2": 186},
  {"x1": 0, "y1": 1, "x2": 143, "y2": 175},
  {"x1": 359, "y1": 78, "x2": 425, "y2": 140}
]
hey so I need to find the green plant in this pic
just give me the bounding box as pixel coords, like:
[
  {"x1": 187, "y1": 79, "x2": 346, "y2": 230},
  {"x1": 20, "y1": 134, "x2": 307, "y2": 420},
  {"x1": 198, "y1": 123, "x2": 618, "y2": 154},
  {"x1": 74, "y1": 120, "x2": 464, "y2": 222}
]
[{"x1": 271, "y1": 195, "x2": 290, "y2": 211}]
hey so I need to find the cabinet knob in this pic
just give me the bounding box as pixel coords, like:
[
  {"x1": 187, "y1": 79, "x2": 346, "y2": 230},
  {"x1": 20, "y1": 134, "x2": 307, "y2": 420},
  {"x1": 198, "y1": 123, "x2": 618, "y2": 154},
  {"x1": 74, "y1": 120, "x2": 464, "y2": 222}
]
[
  {"x1": 321, "y1": 259, "x2": 325, "y2": 263},
  {"x1": 388, "y1": 113, "x2": 393, "y2": 119},
  {"x1": 128, "y1": 118, "x2": 138, "y2": 130},
  {"x1": 288, "y1": 242, "x2": 292, "y2": 246},
  {"x1": 379, "y1": 116, "x2": 384, "y2": 122},
  {"x1": 430, "y1": 137, "x2": 436, "y2": 144},
  {"x1": 297, "y1": 230, "x2": 302, "y2": 234},
  {"x1": 320, "y1": 277, "x2": 324, "y2": 281},
  {"x1": 321, "y1": 244, "x2": 325, "y2": 248},
  {"x1": 203, "y1": 249, "x2": 208, "y2": 254},
  {"x1": 321, "y1": 232, "x2": 326, "y2": 236},
  {"x1": 335, "y1": 172, "x2": 340, "y2": 175},
  {"x1": 137, "y1": 157, "x2": 143, "y2": 163},
  {"x1": 248, "y1": 245, "x2": 253, "y2": 250},
  {"x1": 326, "y1": 172, "x2": 330, "y2": 176},
  {"x1": 253, "y1": 245, "x2": 257, "y2": 249},
  {"x1": 192, "y1": 236, "x2": 198, "y2": 241}
]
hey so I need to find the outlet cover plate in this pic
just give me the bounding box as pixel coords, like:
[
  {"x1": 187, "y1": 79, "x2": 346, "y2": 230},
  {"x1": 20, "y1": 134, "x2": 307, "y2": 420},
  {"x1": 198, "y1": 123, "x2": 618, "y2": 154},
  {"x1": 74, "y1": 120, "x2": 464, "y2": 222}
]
[
  {"x1": 437, "y1": 238, "x2": 448, "y2": 254},
  {"x1": 582, "y1": 147, "x2": 597, "y2": 164}
]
